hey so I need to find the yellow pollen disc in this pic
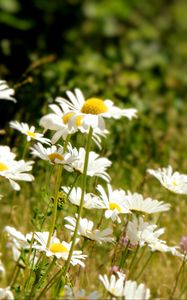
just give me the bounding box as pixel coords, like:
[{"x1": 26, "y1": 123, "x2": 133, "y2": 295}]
[
  {"x1": 0, "y1": 162, "x2": 8, "y2": 171},
  {"x1": 172, "y1": 181, "x2": 178, "y2": 186},
  {"x1": 81, "y1": 98, "x2": 108, "y2": 115},
  {"x1": 76, "y1": 115, "x2": 83, "y2": 127},
  {"x1": 62, "y1": 112, "x2": 76, "y2": 124},
  {"x1": 26, "y1": 131, "x2": 36, "y2": 138},
  {"x1": 48, "y1": 153, "x2": 64, "y2": 162},
  {"x1": 109, "y1": 202, "x2": 122, "y2": 212},
  {"x1": 49, "y1": 243, "x2": 68, "y2": 253}
]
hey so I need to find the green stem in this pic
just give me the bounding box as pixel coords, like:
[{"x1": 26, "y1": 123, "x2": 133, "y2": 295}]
[
  {"x1": 170, "y1": 255, "x2": 186, "y2": 299},
  {"x1": 135, "y1": 252, "x2": 154, "y2": 280},
  {"x1": 128, "y1": 245, "x2": 140, "y2": 276},
  {"x1": 63, "y1": 127, "x2": 93, "y2": 276},
  {"x1": 35, "y1": 269, "x2": 61, "y2": 300},
  {"x1": 119, "y1": 240, "x2": 130, "y2": 269},
  {"x1": 28, "y1": 257, "x2": 57, "y2": 300},
  {"x1": 47, "y1": 164, "x2": 63, "y2": 248}
]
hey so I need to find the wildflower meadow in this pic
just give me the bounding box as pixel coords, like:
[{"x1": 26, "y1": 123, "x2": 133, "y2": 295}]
[{"x1": 1, "y1": 1, "x2": 187, "y2": 299}]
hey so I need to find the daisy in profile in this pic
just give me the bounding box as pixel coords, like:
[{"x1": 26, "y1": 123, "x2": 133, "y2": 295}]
[
  {"x1": 0, "y1": 80, "x2": 16, "y2": 102},
  {"x1": 4, "y1": 226, "x2": 31, "y2": 262},
  {"x1": 0, "y1": 146, "x2": 34, "y2": 190},
  {"x1": 56, "y1": 88, "x2": 137, "y2": 132},
  {"x1": 124, "y1": 191, "x2": 170, "y2": 214},
  {"x1": 124, "y1": 280, "x2": 150, "y2": 300},
  {"x1": 147, "y1": 165, "x2": 187, "y2": 194},
  {"x1": 99, "y1": 272, "x2": 126, "y2": 298},
  {"x1": 30, "y1": 142, "x2": 77, "y2": 171},
  {"x1": 126, "y1": 217, "x2": 179, "y2": 254},
  {"x1": 96, "y1": 184, "x2": 131, "y2": 223},
  {"x1": 62, "y1": 186, "x2": 106, "y2": 209},
  {"x1": 65, "y1": 215, "x2": 115, "y2": 244},
  {"x1": 70, "y1": 147, "x2": 111, "y2": 182},
  {"x1": 32, "y1": 231, "x2": 86, "y2": 267},
  {"x1": 9, "y1": 121, "x2": 50, "y2": 144}
]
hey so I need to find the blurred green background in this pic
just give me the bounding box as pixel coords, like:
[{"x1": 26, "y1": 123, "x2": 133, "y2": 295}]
[{"x1": 1, "y1": 1, "x2": 187, "y2": 297}]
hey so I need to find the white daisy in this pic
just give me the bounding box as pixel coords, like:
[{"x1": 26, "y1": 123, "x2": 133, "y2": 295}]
[
  {"x1": 96, "y1": 184, "x2": 131, "y2": 223},
  {"x1": 9, "y1": 121, "x2": 50, "y2": 144},
  {"x1": 40, "y1": 102, "x2": 108, "y2": 147},
  {"x1": 30, "y1": 142, "x2": 77, "y2": 171},
  {"x1": 124, "y1": 280, "x2": 150, "y2": 300},
  {"x1": 56, "y1": 88, "x2": 137, "y2": 132},
  {"x1": 64, "y1": 215, "x2": 115, "y2": 244},
  {"x1": 62, "y1": 186, "x2": 106, "y2": 209},
  {"x1": 126, "y1": 217, "x2": 179, "y2": 254},
  {"x1": 39, "y1": 103, "x2": 76, "y2": 143},
  {"x1": 0, "y1": 146, "x2": 34, "y2": 190},
  {"x1": 70, "y1": 147, "x2": 111, "y2": 182},
  {"x1": 0, "y1": 80, "x2": 16, "y2": 103},
  {"x1": 4, "y1": 226, "x2": 31, "y2": 262},
  {"x1": 99, "y1": 273, "x2": 126, "y2": 297},
  {"x1": 124, "y1": 191, "x2": 170, "y2": 214},
  {"x1": 32, "y1": 231, "x2": 86, "y2": 267},
  {"x1": 147, "y1": 165, "x2": 187, "y2": 194},
  {"x1": 0, "y1": 286, "x2": 14, "y2": 300}
]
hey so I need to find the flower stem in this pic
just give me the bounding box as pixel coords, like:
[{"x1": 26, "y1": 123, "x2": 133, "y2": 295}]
[
  {"x1": 170, "y1": 255, "x2": 186, "y2": 299},
  {"x1": 135, "y1": 251, "x2": 154, "y2": 280},
  {"x1": 63, "y1": 126, "x2": 93, "y2": 276},
  {"x1": 47, "y1": 164, "x2": 63, "y2": 248}
]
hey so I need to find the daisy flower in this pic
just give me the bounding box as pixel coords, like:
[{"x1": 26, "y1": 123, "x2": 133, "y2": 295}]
[
  {"x1": 30, "y1": 142, "x2": 77, "y2": 171},
  {"x1": 70, "y1": 147, "x2": 111, "y2": 182},
  {"x1": 99, "y1": 273, "x2": 126, "y2": 298},
  {"x1": 64, "y1": 215, "x2": 115, "y2": 244},
  {"x1": 4, "y1": 226, "x2": 31, "y2": 262},
  {"x1": 124, "y1": 191, "x2": 170, "y2": 214},
  {"x1": 9, "y1": 121, "x2": 50, "y2": 144},
  {"x1": 0, "y1": 80, "x2": 16, "y2": 102},
  {"x1": 147, "y1": 165, "x2": 187, "y2": 194},
  {"x1": 62, "y1": 186, "x2": 106, "y2": 209},
  {"x1": 56, "y1": 88, "x2": 137, "y2": 132},
  {"x1": 96, "y1": 184, "x2": 131, "y2": 223},
  {"x1": 32, "y1": 231, "x2": 87, "y2": 267},
  {"x1": 39, "y1": 102, "x2": 76, "y2": 143},
  {"x1": 40, "y1": 101, "x2": 108, "y2": 147},
  {"x1": 124, "y1": 280, "x2": 150, "y2": 300},
  {"x1": 0, "y1": 146, "x2": 34, "y2": 190},
  {"x1": 126, "y1": 217, "x2": 179, "y2": 254},
  {"x1": 0, "y1": 286, "x2": 14, "y2": 300}
]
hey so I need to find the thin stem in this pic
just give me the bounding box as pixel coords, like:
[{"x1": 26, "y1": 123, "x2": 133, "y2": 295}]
[
  {"x1": 170, "y1": 255, "x2": 186, "y2": 299},
  {"x1": 63, "y1": 127, "x2": 93, "y2": 276},
  {"x1": 128, "y1": 245, "x2": 140, "y2": 276},
  {"x1": 35, "y1": 269, "x2": 61, "y2": 300},
  {"x1": 119, "y1": 240, "x2": 130, "y2": 269},
  {"x1": 47, "y1": 164, "x2": 63, "y2": 248},
  {"x1": 28, "y1": 257, "x2": 56, "y2": 300},
  {"x1": 135, "y1": 252, "x2": 154, "y2": 280}
]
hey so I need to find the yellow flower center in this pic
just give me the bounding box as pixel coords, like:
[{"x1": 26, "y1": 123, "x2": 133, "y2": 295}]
[
  {"x1": 62, "y1": 112, "x2": 76, "y2": 124},
  {"x1": 109, "y1": 202, "x2": 122, "y2": 212},
  {"x1": 172, "y1": 181, "x2": 178, "y2": 186},
  {"x1": 49, "y1": 243, "x2": 68, "y2": 253},
  {"x1": 81, "y1": 98, "x2": 108, "y2": 115},
  {"x1": 0, "y1": 162, "x2": 8, "y2": 172},
  {"x1": 26, "y1": 131, "x2": 36, "y2": 138},
  {"x1": 48, "y1": 153, "x2": 64, "y2": 162}
]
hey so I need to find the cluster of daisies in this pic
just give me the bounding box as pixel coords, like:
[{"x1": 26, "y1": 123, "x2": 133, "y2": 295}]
[{"x1": 1, "y1": 79, "x2": 187, "y2": 299}]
